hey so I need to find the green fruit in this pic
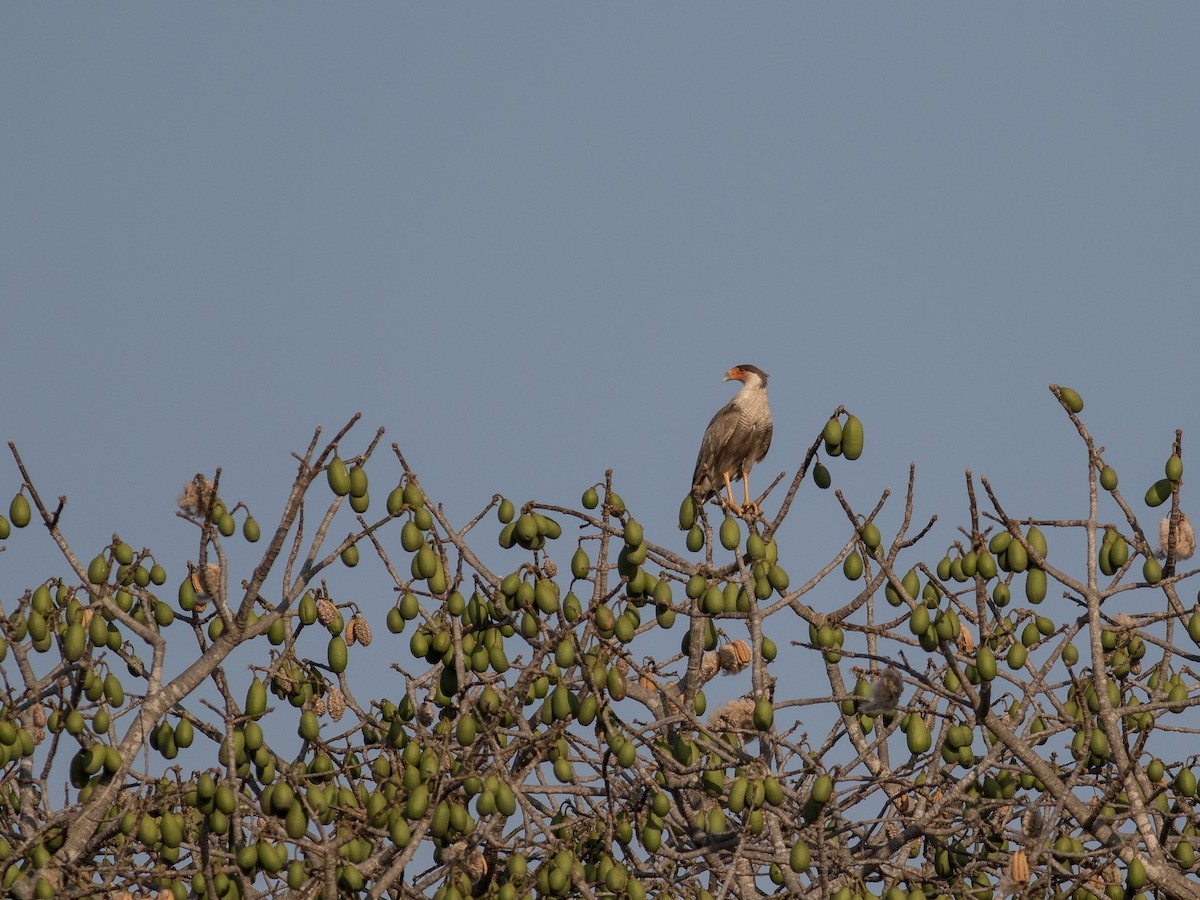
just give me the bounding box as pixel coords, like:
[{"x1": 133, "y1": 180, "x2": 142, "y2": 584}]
[
  {"x1": 1025, "y1": 568, "x2": 1047, "y2": 603},
  {"x1": 63, "y1": 622, "x2": 86, "y2": 661},
  {"x1": 87, "y1": 554, "x2": 110, "y2": 585},
  {"x1": 678, "y1": 495, "x2": 697, "y2": 530},
  {"x1": 401, "y1": 521, "x2": 423, "y2": 552},
  {"x1": 788, "y1": 838, "x2": 810, "y2": 873},
  {"x1": 402, "y1": 483, "x2": 423, "y2": 509},
  {"x1": 686, "y1": 524, "x2": 704, "y2": 552},
  {"x1": 1176, "y1": 767, "x2": 1197, "y2": 798},
  {"x1": 348, "y1": 466, "x2": 368, "y2": 498},
  {"x1": 0, "y1": 517, "x2": 8, "y2": 539},
  {"x1": 8, "y1": 494, "x2": 30, "y2": 528},
  {"x1": 1026, "y1": 526, "x2": 1047, "y2": 558},
  {"x1": 326, "y1": 457, "x2": 351, "y2": 496},
  {"x1": 495, "y1": 497, "x2": 515, "y2": 524},
  {"x1": 811, "y1": 773, "x2": 834, "y2": 804},
  {"x1": 327, "y1": 636, "x2": 348, "y2": 674},
  {"x1": 843, "y1": 551, "x2": 863, "y2": 580},
  {"x1": 1006, "y1": 643, "x2": 1027, "y2": 670},
  {"x1": 860, "y1": 522, "x2": 881, "y2": 552},
  {"x1": 1126, "y1": 858, "x2": 1147, "y2": 891},
  {"x1": 340, "y1": 544, "x2": 359, "y2": 567},
  {"x1": 246, "y1": 678, "x2": 267, "y2": 718},
  {"x1": 719, "y1": 516, "x2": 740, "y2": 551},
  {"x1": 1144, "y1": 557, "x2": 1163, "y2": 584},
  {"x1": 1059, "y1": 387, "x2": 1084, "y2": 413},
  {"x1": 1100, "y1": 466, "x2": 1118, "y2": 490},
  {"x1": 761, "y1": 635, "x2": 777, "y2": 661},
  {"x1": 1167, "y1": 454, "x2": 1184, "y2": 482},
  {"x1": 753, "y1": 697, "x2": 774, "y2": 731},
  {"x1": 1108, "y1": 537, "x2": 1129, "y2": 569},
  {"x1": 405, "y1": 783, "x2": 429, "y2": 820},
  {"x1": 975, "y1": 645, "x2": 997, "y2": 682},
  {"x1": 582, "y1": 487, "x2": 599, "y2": 509},
  {"x1": 456, "y1": 714, "x2": 478, "y2": 746},
  {"x1": 570, "y1": 547, "x2": 590, "y2": 580},
  {"x1": 1005, "y1": 540, "x2": 1028, "y2": 573},
  {"x1": 813, "y1": 462, "x2": 831, "y2": 489},
  {"x1": 624, "y1": 519, "x2": 643, "y2": 547},
  {"x1": 823, "y1": 417, "x2": 842, "y2": 448},
  {"x1": 841, "y1": 415, "x2": 864, "y2": 460},
  {"x1": 1146, "y1": 479, "x2": 1173, "y2": 507},
  {"x1": 906, "y1": 715, "x2": 931, "y2": 754}
]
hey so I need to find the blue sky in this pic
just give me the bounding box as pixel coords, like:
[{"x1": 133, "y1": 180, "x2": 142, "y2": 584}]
[{"x1": 3, "y1": 7, "x2": 1199, "y2": 733}]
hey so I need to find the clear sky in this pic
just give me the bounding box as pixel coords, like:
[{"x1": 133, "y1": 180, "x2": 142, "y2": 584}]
[{"x1": 3, "y1": 7, "x2": 1199, "y2": 719}]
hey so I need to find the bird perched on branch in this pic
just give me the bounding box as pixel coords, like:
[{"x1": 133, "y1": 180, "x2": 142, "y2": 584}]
[{"x1": 691, "y1": 364, "x2": 773, "y2": 515}]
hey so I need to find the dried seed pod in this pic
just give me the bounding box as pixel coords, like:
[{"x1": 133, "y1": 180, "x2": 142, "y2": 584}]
[
  {"x1": 344, "y1": 617, "x2": 357, "y2": 646},
  {"x1": 956, "y1": 624, "x2": 975, "y2": 655},
  {"x1": 1160, "y1": 513, "x2": 1196, "y2": 560},
  {"x1": 638, "y1": 673, "x2": 658, "y2": 693},
  {"x1": 718, "y1": 639, "x2": 752, "y2": 674},
  {"x1": 317, "y1": 598, "x2": 338, "y2": 627},
  {"x1": 177, "y1": 476, "x2": 216, "y2": 515},
  {"x1": 327, "y1": 688, "x2": 345, "y2": 722},
  {"x1": 1009, "y1": 848, "x2": 1030, "y2": 883},
  {"x1": 311, "y1": 695, "x2": 326, "y2": 717},
  {"x1": 353, "y1": 615, "x2": 372, "y2": 647},
  {"x1": 191, "y1": 564, "x2": 223, "y2": 598},
  {"x1": 542, "y1": 558, "x2": 558, "y2": 578},
  {"x1": 700, "y1": 651, "x2": 720, "y2": 682}
]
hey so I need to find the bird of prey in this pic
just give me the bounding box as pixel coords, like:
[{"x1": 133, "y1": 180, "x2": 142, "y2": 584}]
[{"x1": 691, "y1": 364, "x2": 773, "y2": 515}]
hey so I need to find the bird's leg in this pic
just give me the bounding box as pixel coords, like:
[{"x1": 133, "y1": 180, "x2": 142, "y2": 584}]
[
  {"x1": 722, "y1": 472, "x2": 743, "y2": 514},
  {"x1": 741, "y1": 470, "x2": 761, "y2": 516}
]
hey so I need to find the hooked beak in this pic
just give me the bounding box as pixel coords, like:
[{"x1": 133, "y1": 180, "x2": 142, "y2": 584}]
[{"x1": 723, "y1": 367, "x2": 741, "y2": 383}]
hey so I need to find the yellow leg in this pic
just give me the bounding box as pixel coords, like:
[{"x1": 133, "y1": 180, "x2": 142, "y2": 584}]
[
  {"x1": 742, "y1": 470, "x2": 760, "y2": 515},
  {"x1": 722, "y1": 472, "x2": 743, "y2": 513}
]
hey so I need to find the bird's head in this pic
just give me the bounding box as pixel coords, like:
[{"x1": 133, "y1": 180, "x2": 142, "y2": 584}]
[{"x1": 724, "y1": 364, "x2": 769, "y2": 388}]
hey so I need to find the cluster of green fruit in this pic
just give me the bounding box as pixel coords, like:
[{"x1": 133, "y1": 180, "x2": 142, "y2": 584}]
[
  {"x1": 1144, "y1": 453, "x2": 1183, "y2": 508},
  {"x1": 497, "y1": 497, "x2": 563, "y2": 552}
]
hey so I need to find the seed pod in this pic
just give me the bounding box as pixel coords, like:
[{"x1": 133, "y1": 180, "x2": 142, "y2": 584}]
[
  {"x1": 843, "y1": 551, "x2": 863, "y2": 581},
  {"x1": 1059, "y1": 387, "x2": 1084, "y2": 413},
  {"x1": 1167, "y1": 454, "x2": 1184, "y2": 482},
  {"x1": 352, "y1": 615, "x2": 372, "y2": 647},
  {"x1": 1146, "y1": 478, "x2": 1173, "y2": 507},
  {"x1": 327, "y1": 636, "x2": 348, "y2": 674},
  {"x1": 8, "y1": 494, "x2": 31, "y2": 528},
  {"x1": 1010, "y1": 848, "x2": 1031, "y2": 883},
  {"x1": 975, "y1": 645, "x2": 997, "y2": 682},
  {"x1": 841, "y1": 416, "x2": 864, "y2": 460},
  {"x1": 719, "y1": 517, "x2": 740, "y2": 551},
  {"x1": 718, "y1": 640, "x2": 752, "y2": 673},
  {"x1": 813, "y1": 462, "x2": 831, "y2": 489},
  {"x1": 752, "y1": 697, "x2": 773, "y2": 731},
  {"x1": 326, "y1": 457, "x2": 351, "y2": 496},
  {"x1": 678, "y1": 495, "x2": 697, "y2": 530},
  {"x1": 906, "y1": 715, "x2": 931, "y2": 754}
]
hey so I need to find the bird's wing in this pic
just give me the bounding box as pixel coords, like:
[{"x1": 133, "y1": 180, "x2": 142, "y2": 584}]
[
  {"x1": 756, "y1": 420, "x2": 774, "y2": 463},
  {"x1": 692, "y1": 400, "x2": 741, "y2": 486}
]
